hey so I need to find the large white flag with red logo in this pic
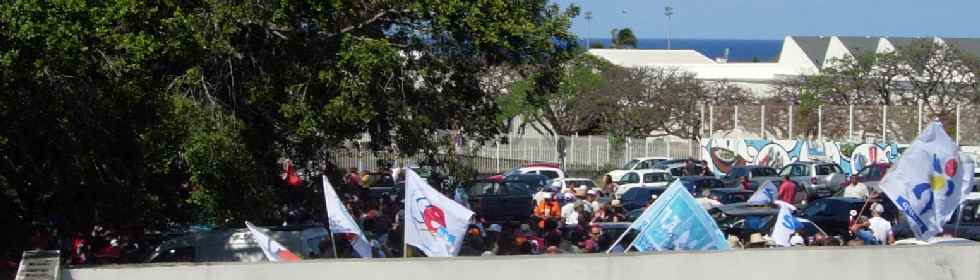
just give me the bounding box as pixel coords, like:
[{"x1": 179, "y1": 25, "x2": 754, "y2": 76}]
[
  {"x1": 403, "y1": 168, "x2": 474, "y2": 257},
  {"x1": 245, "y1": 221, "x2": 302, "y2": 262},
  {"x1": 880, "y1": 122, "x2": 975, "y2": 241},
  {"x1": 322, "y1": 176, "x2": 373, "y2": 258}
]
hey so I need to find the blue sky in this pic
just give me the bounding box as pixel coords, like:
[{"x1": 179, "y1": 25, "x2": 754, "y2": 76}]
[{"x1": 553, "y1": 0, "x2": 980, "y2": 40}]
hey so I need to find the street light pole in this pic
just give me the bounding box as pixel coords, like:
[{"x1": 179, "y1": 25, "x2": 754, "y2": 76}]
[
  {"x1": 585, "y1": 11, "x2": 593, "y2": 49},
  {"x1": 664, "y1": 5, "x2": 673, "y2": 50}
]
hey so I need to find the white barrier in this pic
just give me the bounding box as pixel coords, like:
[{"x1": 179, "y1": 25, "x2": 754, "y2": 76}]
[{"x1": 68, "y1": 245, "x2": 980, "y2": 280}]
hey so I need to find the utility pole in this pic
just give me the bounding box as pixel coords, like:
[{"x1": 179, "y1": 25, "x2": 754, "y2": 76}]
[
  {"x1": 664, "y1": 5, "x2": 674, "y2": 50},
  {"x1": 585, "y1": 11, "x2": 593, "y2": 49}
]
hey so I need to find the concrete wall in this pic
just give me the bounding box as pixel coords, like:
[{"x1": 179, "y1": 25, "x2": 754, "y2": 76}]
[{"x1": 67, "y1": 245, "x2": 980, "y2": 280}]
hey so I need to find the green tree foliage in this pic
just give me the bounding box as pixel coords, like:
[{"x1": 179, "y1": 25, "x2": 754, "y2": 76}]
[
  {"x1": 0, "y1": 0, "x2": 579, "y2": 253},
  {"x1": 589, "y1": 41, "x2": 605, "y2": 49},
  {"x1": 610, "y1": 28, "x2": 638, "y2": 49}
]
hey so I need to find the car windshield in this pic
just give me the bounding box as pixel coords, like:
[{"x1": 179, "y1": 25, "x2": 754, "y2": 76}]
[
  {"x1": 643, "y1": 173, "x2": 672, "y2": 183},
  {"x1": 571, "y1": 180, "x2": 598, "y2": 189},
  {"x1": 751, "y1": 168, "x2": 778, "y2": 177},
  {"x1": 624, "y1": 159, "x2": 640, "y2": 170}
]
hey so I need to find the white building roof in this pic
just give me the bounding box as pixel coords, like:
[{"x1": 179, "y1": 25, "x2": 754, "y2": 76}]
[{"x1": 587, "y1": 49, "x2": 716, "y2": 67}]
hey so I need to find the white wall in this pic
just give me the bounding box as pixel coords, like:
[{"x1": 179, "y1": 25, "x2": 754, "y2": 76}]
[
  {"x1": 823, "y1": 37, "x2": 854, "y2": 69},
  {"x1": 67, "y1": 245, "x2": 980, "y2": 280}
]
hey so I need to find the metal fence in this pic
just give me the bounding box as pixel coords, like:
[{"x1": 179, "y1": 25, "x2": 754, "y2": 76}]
[
  {"x1": 703, "y1": 104, "x2": 980, "y2": 146},
  {"x1": 330, "y1": 134, "x2": 699, "y2": 175}
]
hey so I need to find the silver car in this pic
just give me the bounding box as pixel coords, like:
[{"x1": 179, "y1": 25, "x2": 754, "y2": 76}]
[{"x1": 778, "y1": 161, "x2": 847, "y2": 198}]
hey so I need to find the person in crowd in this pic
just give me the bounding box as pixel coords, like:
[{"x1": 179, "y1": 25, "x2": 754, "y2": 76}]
[
  {"x1": 576, "y1": 188, "x2": 593, "y2": 213},
  {"x1": 868, "y1": 203, "x2": 895, "y2": 245},
  {"x1": 746, "y1": 233, "x2": 767, "y2": 248},
  {"x1": 534, "y1": 194, "x2": 561, "y2": 229},
  {"x1": 849, "y1": 216, "x2": 877, "y2": 245},
  {"x1": 459, "y1": 225, "x2": 486, "y2": 256},
  {"x1": 739, "y1": 176, "x2": 752, "y2": 190},
  {"x1": 345, "y1": 168, "x2": 362, "y2": 188},
  {"x1": 842, "y1": 176, "x2": 870, "y2": 199},
  {"x1": 778, "y1": 176, "x2": 797, "y2": 204},
  {"x1": 790, "y1": 232, "x2": 806, "y2": 247},
  {"x1": 695, "y1": 189, "x2": 722, "y2": 211},
  {"x1": 682, "y1": 160, "x2": 696, "y2": 176},
  {"x1": 586, "y1": 190, "x2": 600, "y2": 213},
  {"x1": 601, "y1": 175, "x2": 617, "y2": 197},
  {"x1": 585, "y1": 225, "x2": 612, "y2": 253},
  {"x1": 563, "y1": 181, "x2": 578, "y2": 195},
  {"x1": 542, "y1": 219, "x2": 563, "y2": 249},
  {"x1": 810, "y1": 232, "x2": 832, "y2": 246},
  {"x1": 591, "y1": 204, "x2": 613, "y2": 224},
  {"x1": 609, "y1": 200, "x2": 627, "y2": 222},
  {"x1": 562, "y1": 204, "x2": 585, "y2": 226},
  {"x1": 546, "y1": 246, "x2": 561, "y2": 255}
]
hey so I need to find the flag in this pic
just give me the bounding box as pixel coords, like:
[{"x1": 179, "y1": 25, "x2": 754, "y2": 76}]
[
  {"x1": 880, "y1": 122, "x2": 976, "y2": 241},
  {"x1": 771, "y1": 201, "x2": 802, "y2": 247},
  {"x1": 403, "y1": 168, "x2": 474, "y2": 257},
  {"x1": 245, "y1": 221, "x2": 301, "y2": 262},
  {"x1": 747, "y1": 180, "x2": 778, "y2": 204},
  {"x1": 622, "y1": 180, "x2": 729, "y2": 252},
  {"x1": 322, "y1": 176, "x2": 373, "y2": 258}
]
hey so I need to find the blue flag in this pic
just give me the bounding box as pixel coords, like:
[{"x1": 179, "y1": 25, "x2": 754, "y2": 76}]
[
  {"x1": 627, "y1": 180, "x2": 730, "y2": 252},
  {"x1": 747, "y1": 180, "x2": 778, "y2": 204}
]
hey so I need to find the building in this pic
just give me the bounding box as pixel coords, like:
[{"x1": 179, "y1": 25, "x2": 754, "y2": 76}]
[{"x1": 588, "y1": 36, "x2": 980, "y2": 96}]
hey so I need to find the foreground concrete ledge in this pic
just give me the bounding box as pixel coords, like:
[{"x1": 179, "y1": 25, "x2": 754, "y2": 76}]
[{"x1": 67, "y1": 245, "x2": 980, "y2": 280}]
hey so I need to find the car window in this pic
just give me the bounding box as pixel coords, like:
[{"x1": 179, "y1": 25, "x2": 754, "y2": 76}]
[
  {"x1": 621, "y1": 173, "x2": 639, "y2": 184},
  {"x1": 642, "y1": 173, "x2": 671, "y2": 183},
  {"x1": 952, "y1": 201, "x2": 979, "y2": 225},
  {"x1": 624, "y1": 159, "x2": 640, "y2": 170},
  {"x1": 779, "y1": 166, "x2": 793, "y2": 177},
  {"x1": 803, "y1": 201, "x2": 828, "y2": 218},
  {"x1": 751, "y1": 168, "x2": 778, "y2": 177},
  {"x1": 814, "y1": 165, "x2": 828, "y2": 176},
  {"x1": 469, "y1": 182, "x2": 501, "y2": 196},
  {"x1": 539, "y1": 170, "x2": 560, "y2": 179},
  {"x1": 505, "y1": 182, "x2": 529, "y2": 195},
  {"x1": 636, "y1": 161, "x2": 651, "y2": 169}
]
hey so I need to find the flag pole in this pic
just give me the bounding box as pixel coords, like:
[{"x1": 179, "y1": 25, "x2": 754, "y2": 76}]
[{"x1": 605, "y1": 228, "x2": 631, "y2": 254}]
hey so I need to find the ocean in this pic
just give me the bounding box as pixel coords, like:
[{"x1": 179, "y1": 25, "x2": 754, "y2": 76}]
[{"x1": 581, "y1": 38, "x2": 784, "y2": 63}]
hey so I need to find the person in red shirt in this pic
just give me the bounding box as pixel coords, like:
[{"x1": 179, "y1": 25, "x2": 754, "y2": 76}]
[{"x1": 778, "y1": 176, "x2": 797, "y2": 204}]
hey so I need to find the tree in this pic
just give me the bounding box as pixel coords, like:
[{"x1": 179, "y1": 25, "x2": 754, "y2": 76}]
[
  {"x1": 610, "y1": 28, "x2": 638, "y2": 49},
  {"x1": 589, "y1": 41, "x2": 606, "y2": 49},
  {"x1": 0, "y1": 0, "x2": 579, "y2": 255}
]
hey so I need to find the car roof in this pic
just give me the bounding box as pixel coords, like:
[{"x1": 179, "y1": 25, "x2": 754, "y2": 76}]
[
  {"x1": 627, "y1": 169, "x2": 671, "y2": 174},
  {"x1": 716, "y1": 203, "x2": 778, "y2": 216},
  {"x1": 678, "y1": 176, "x2": 718, "y2": 181},
  {"x1": 710, "y1": 187, "x2": 752, "y2": 194},
  {"x1": 524, "y1": 162, "x2": 560, "y2": 168},
  {"x1": 563, "y1": 178, "x2": 594, "y2": 182},
  {"x1": 632, "y1": 157, "x2": 671, "y2": 161},
  {"x1": 734, "y1": 165, "x2": 775, "y2": 169}
]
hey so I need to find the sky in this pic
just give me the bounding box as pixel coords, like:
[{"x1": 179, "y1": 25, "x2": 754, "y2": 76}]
[{"x1": 552, "y1": 0, "x2": 980, "y2": 40}]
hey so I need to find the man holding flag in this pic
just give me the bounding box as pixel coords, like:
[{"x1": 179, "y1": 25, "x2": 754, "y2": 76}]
[
  {"x1": 879, "y1": 122, "x2": 975, "y2": 241},
  {"x1": 322, "y1": 176, "x2": 373, "y2": 258},
  {"x1": 403, "y1": 168, "x2": 474, "y2": 257},
  {"x1": 771, "y1": 201, "x2": 803, "y2": 247}
]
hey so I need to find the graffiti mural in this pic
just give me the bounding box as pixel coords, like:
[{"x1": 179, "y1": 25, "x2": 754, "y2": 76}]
[{"x1": 703, "y1": 138, "x2": 899, "y2": 176}]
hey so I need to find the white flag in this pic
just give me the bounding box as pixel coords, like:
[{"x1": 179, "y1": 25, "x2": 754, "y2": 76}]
[
  {"x1": 771, "y1": 201, "x2": 802, "y2": 247},
  {"x1": 403, "y1": 168, "x2": 474, "y2": 257},
  {"x1": 245, "y1": 221, "x2": 301, "y2": 262},
  {"x1": 322, "y1": 176, "x2": 373, "y2": 258},
  {"x1": 880, "y1": 122, "x2": 975, "y2": 241},
  {"x1": 747, "y1": 181, "x2": 778, "y2": 204}
]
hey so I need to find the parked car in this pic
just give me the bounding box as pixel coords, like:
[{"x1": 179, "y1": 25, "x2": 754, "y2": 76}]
[
  {"x1": 605, "y1": 157, "x2": 671, "y2": 181},
  {"x1": 460, "y1": 178, "x2": 535, "y2": 223},
  {"x1": 551, "y1": 178, "x2": 599, "y2": 193},
  {"x1": 677, "y1": 176, "x2": 726, "y2": 196},
  {"x1": 146, "y1": 224, "x2": 329, "y2": 263},
  {"x1": 709, "y1": 188, "x2": 755, "y2": 204},
  {"x1": 655, "y1": 159, "x2": 713, "y2": 177},
  {"x1": 498, "y1": 163, "x2": 566, "y2": 187},
  {"x1": 620, "y1": 187, "x2": 668, "y2": 211},
  {"x1": 505, "y1": 173, "x2": 552, "y2": 193},
  {"x1": 719, "y1": 165, "x2": 780, "y2": 189},
  {"x1": 615, "y1": 169, "x2": 673, "y2": 198},
  {"x1": 779, "y1": 161, "x2": 847, "y2": 199},
  {"x1": 851, "y1": 163, "x2": 892, "y2": 193},
  {"x1": 713, "y1": 203, "x2": 839, "y2": 246},
  {"x1": 896, "y1": 193, "x2": 980, "y2": 241},
  {"x1": 798, "y1": 197, "x2": 899, "y2": 238}
]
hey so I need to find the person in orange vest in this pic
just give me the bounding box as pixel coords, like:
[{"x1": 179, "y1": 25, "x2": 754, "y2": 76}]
[{"x1": 534, "y1": 194, "x2": 561, "y2": 229}]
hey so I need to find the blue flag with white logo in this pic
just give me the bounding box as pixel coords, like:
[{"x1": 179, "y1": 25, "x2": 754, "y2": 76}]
[
  {"x1": 747, "y1": 180, "x2": 778, "y2": 204},
  {"x1": 880, "y1": 122, "x2": 976, "y2": 241},
  {"x1": 771, "y1": 201, "x2": 802, "y2": 247},
  {"x1": 627, "y1": 180, "x2": 729, "y2": 252}
]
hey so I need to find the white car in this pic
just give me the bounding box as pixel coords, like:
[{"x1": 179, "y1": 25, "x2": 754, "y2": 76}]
[
  {"x1": 502, "y1": 164, "x2": 566, "y2": 188},
  {"x1": 614, "y1": 169, "x2": 674, "y2": 198},
  {"x1": 605, "y1": 157, "x2": 671, "y2": 182},
  {"x1": 893, "y1": 236, "x2": 977, "y2": 246},
  {"x1": 551, "y1": 178, "x2": 599, "y2": 193}
]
